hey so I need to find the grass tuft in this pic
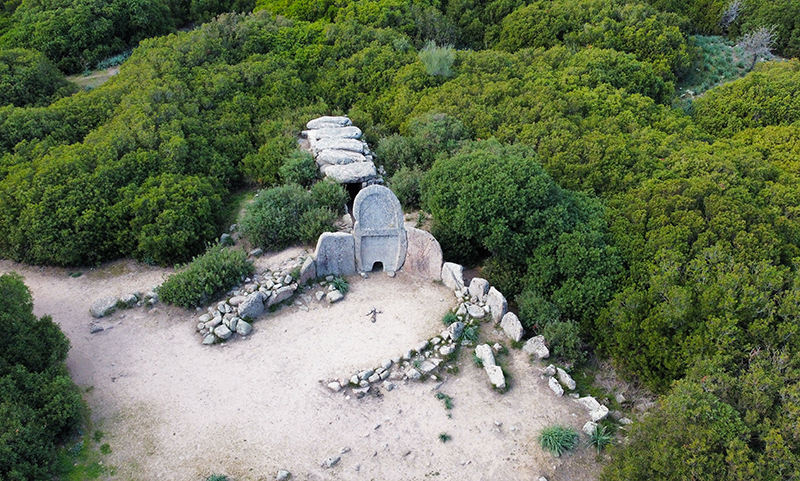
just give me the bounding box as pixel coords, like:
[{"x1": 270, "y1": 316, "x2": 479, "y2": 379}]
[{"x1": 538, "y1": 425, "x2": 579, "y2": 457}]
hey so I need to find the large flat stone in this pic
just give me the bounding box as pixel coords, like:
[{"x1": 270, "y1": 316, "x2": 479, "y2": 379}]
[
  {"x1": 316, "y1": 149, "x2": 366, "y2": 165},
  {"x1": 484, "y1": 365, "x2": 506, "y2": 390},
  {"x1": 500, "y1": 312, "x2": 524, "y2": 342},
  {"x1": 475, "y1": 344, "x2": 496, "y2": 367},
  {"x1": 90, "y1": 297, "x2": 119, "y2": 318},
  {"x1": 324, "y1": 162, "x2": 377, "y2": 184},
  {"x1": 402, "y1": 227, "x2": 442, "y2": 280},
  {"x1": 314, "y1": 232, "x2": 356, "y2": 277},
  {"x1": 306, "y1": 116, "x2": 352, "y2": 130},
  {"x1": 303, "y1": 126, "x2": 362, "y2": 141},
  {"x1": 311, "y1": 137, "x2": 367, "y2": 154}
]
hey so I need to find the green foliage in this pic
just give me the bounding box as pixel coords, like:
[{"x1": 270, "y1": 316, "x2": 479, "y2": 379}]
[
  {"x1": 280, "y1": 150, "x2": 319, "y2": 187},
  {"x1": 435, "y1": 392, "x2": 453, "y2": 409},
  {"x1": 377, "y1": 112, "x2": 469, "y2": 176},
  {"x1": 727, "y1": 0, "x2": 800, "y2": 59},
  {"x1": 463, "y1": 324, "x2": 479, "y2": 343},
  {"x1": 206, "y1": 475, "x2": 229, "y2": 481},
  {"x1": 438, "y1": 432, "x2": 451, "y2": 442},
  {"x1": 0, "y1": 48, "x2": 75, "y2": 107},
  {"x1": 157, "y1": 244, "x2": 254, "y2": 308},
  {"x1": 542, "y1": 320, "x2": 585, "y2": 364},
  {"x1": 495, "y1": 0, "x2": 694, "y2": 82},
  {"x1": 389, "y1": 166, "x2": 423, "y2": 210},
  {"x1": 0, "y1": 273, "x2": 83, "y2": 481},
  {"x1": 241, "y1": 183, "x2": 344, "y2": 251},
  {"x1": 418, "y1": 40, "x2": 455, "y2": 77},
  {"x1": 676, "y1": 35, "x2": 749, "y2": 100},
  {"x1": 330, "y1": 276, "x2": 349, "y2": 293},
  {"x1": 310, "y1": 179, "x2": 349, "y2": 215},
  {"x1": 693, "y1": 60, "x2": 800, "y2": 137},
  {"x1": 442, "y1": 311, "x2": 458, "y2": 326},
  {"x1": 589, "y1": 425, "x2": 613, "y2": 453},
  {"x1": 244, "y1": 131, "x2": 298, "y2": 186},
  {"x1": 516, "y1": 289, "x2": 560, "y2": 332},
  {"x1": 539, "y1": 425, "x2": 579, "y2": 456}
]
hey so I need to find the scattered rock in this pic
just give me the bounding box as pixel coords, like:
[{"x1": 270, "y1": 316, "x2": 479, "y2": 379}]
[
  {"x1": 214, "y1": 325, "x2": 232, "y2": 340},
  {"x1": 267, "y1": 286, "x2": 294, "y2": 307},
  {"x1": 447, "y1": 321, "x2": 465, "y2": 341},
  {"x1": 328, "y1": 382, "x2": 342, "y2": 392},
  {"x1": 327, "y1": 290, "x2": 344, "y2": 303},
  {"x1": 249, "y1": 248, "x2": 263, "y2": 257},
  {"x1": 321, "y1": 455, "x2": 341, "y2": 468},
  {"x1": 90, "y1": 323, "x2": 104, "y2": 334},
  {"x1": 118, "y1": 293, "x2": 138, "y2": 307},
  {"x1": 582, "y1": 421, "x2": 598, "y2": 436},
  {"x1": 475, "y1": 344, "x2": 496, "y2": 367},
  {"x1": 556, "y1": 368, "x2": 576, "y2": 391},
  {"x1": 615, "y1": 392, "x2": 627, "y2": 404},
  {"x1": 485, "y1": 364, "x2": 506, "y2": 389},
  {"x1": 228, "y1": 295, "x2": 247, "y2": 306},
  {"x1": 90, "y1": 297, "x2": 118, "y2": 318},
  {"x1": 485, "y1": 287, "x2": 507, "y2": 324},
  {"x1": 202, "y1": 333, "x2": 216, "y2": 345},
  {"x1": 548, "y1": 377, "x2": 564, "y2": 397},
  {"x1": 439, "y1": 344, "x2": 456, "y2": 356},
  {"x1": 441, "y1": 262, "x2": 465, "y2": 292},
  {"x1": 406, "y1": 368, "x2": 422, "y2": 380},
  {"x1": 276, "y1": 469, "x2": 291, "y2": 481},
  {"x1": 542, "y1": 364, "x2": 557, "y2": 377},
  {"x1": 523, "y1": 335, "x2": 550, "y2": 359},
  {"x1": 500, "y1": 312, "x2": 524, "y2": 342},
  {"x1": 468, "y1": 277, "x2": 489, "y2": 302},
  {"x1": 466, "y1": 304, "x2": 485, "y2": 319},
  {"x1": 237, "y1": 291, "x2": 265, "y2": 320},
  {"x1": 577, "y1": 396, "x2": 610, "y2": 422},
  {"x1": 235, "y1": 320, "x2": 252, "y2": 336}
]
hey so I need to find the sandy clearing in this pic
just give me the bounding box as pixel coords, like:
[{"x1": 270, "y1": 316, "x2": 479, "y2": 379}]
[{"x1": 1, "y1": 253, "x2": 600, "y2": 481}]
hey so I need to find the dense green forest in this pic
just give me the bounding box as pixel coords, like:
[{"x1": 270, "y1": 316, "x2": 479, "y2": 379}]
[{"x1": 2, "y1": 0, "x2": 800, "y2": 478}]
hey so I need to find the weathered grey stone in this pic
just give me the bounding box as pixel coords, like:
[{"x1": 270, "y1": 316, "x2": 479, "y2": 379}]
[
  {"x1": 321, "y1": 455, "x2": 341, "y2": 468},
  {"x1": 237, "y1": 291, "x2": 265, "y2": 320},
  {"x1": 383, "y1": 381, "x2": 395, "y2": 391},
  {"x1": 327, "y1": 381, "x2": 342, "y2": 392},
  {"x1": 304, "y1": 125, "x2": 362, "y2": 141},
  {"x1": 228, "y1": 317, "x2": 239, "y2": 332},
  {"x1": 235, "y1": 320, "x2": 252, "y2": 336},
  {"x1": 467, "y1": 304, "x2": 485, "y2": 319},
  {"x1": 439, "y1": 344, "x2": 456, "y2": 356},
  {"x1": 198, "y1": 313, "x2": 212, "y2": 323},
  {"x1": 202, "y1": 333, "x2": 216, "y2": 345},
  {"x1": 406, "y1": 368, "x2": 422, "y2": 380},
  {"x1": 542, "y1": 364, "x2": 557, "y2": 377},
  {"x1": 402, "y1": 227, "x2": 442, "y2": 280},
  {"x1": 500, "y1": 312, "x2": 524, "y2": 342},
  {"x1": 90, "y1": 323, "x2": 104, "y2": 334},
  {"x1": 368, "y1": 373, "x2": 380, "y2": 383},
  {"x1": 205, "y1": 315, "x2": 223, "y2": 330},
  {"x1": 556, "y1": 368, "x2": 576, "y2": 390},
  {"x1": 619, "y1": 417, "x2": 633, "y2": 425},
  {"x1": 249, "y1": 247, "x2": 263, "y2": 257},
  {"x1": 577, "y1": 396, "x2": 610, "y2": 422},
  {"x1": 317, "y1": 149, "x2": 366, "y2": 165},
  {"x1": 315, "y1": 290, "x2": 325, "y2": 301},
  {"x1": 324, "y1": 162, "x2": 377, "y2": 183},
  {"x1": 314, "y1": 232, "x2": 356, "y2": 277},
  {"x1": 415, "y1": 340, "x2": 429, "y2": 352},
  {"x1": 220, "y1": 233, "x2": 233, "y2": 246},
  {"x1": 441, "y1": 262, "x2": 465, "y2": 292},
  {"x1": 90, "y1": 297, "x2": 118, "y2": 318},
  {"x1": 352, "y1": 185, "x2": 407, "y2": 273},
  {"x1": 228, "y1": 295, "x2": 247, "y2": 306},
  {"x1": 468, "y1": 278, "x2": 489, "y2": 302},
  {"x1": 119, "y1": 293, "x2": 138, "y2": 307},
  {"x1": 327, "y1": 290, "x2": 344, "y2": 303},
  {"x1": 523, "y1": 335, "x2": 550, "y2": 359},
  {"x1": 267, "y1": 286, "x2": 295, "y2": 307},
  {"x1": 311, "y1": 137, "x2": 366, "y2": 154},
  {"x1": 475, "y1": 344, "x2": 496, "y2": 367},
  {"x1": 582, "y1": 421, "x2": 598, "y2": 436},
  {"x1": 485, "y1": 287, "x2": 507, "y2": 323},
  {"x1": 298, "y1": 257, "x2": 316, "y2": 285},
  {"x1": 485, "y1": 365, "x2": 506, "y2": 390},
  {"x1": 276, "y1": 469, "x2": 291, "y2": 481},
  {"x1": 306, "y1": 116, "x2": 352, "y2": 130},
  {"x1": 548, "y1": 376, "x2": 564, "y2": 397},
  {"x1": 418, "y1": 360, "x2": 437, "y2": 373},
  {"x1": 214, "y1": 325, "x2": 232, "y2": 340}
]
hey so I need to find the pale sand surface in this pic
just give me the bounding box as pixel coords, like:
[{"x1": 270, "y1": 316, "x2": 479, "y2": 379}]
[{"x1": 1, "y1": 248, "x2": 599, "y2": 481}]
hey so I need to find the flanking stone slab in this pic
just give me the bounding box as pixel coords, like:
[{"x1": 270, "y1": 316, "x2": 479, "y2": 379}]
[
  {"x1": 324, "y1": 162, "x2": 377, "y2": 184},
  {"x1": 352, "y1": 185, "x2": 407, "y2": 273},
  {"x1": 402, "y1": 227, "x2": 442, "y2": 280},
  {"x1": 298, "y1": 257, "x2": 316, "y2": 285},
  {"x1": 441, "y1": 262, "x2": 465, "y2": 292},
  {"x1": 311, "y1": 137, "x2": 367, "y2": 154},
  {"x1": 315, "y1": 232, "x2": 356, "y2": 277}
]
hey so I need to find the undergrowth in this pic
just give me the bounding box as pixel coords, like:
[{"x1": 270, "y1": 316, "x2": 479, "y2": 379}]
[{"x1": 676, "y1": 35, "x2": 749, "y2": 109}]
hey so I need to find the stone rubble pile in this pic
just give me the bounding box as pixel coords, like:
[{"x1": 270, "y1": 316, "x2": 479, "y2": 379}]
[
  {"x1": 90, "y1": 289, "x2": 160, "y2": 319},
  {"x1": 301, "y1": 116, "x2": 381, "y2": 185},
  {"x1": 539, "y1": 362, "x2": 610, "y2": 426},
  {"x1": 194, "y1": 254, "x2": 347, "y2": 345}
]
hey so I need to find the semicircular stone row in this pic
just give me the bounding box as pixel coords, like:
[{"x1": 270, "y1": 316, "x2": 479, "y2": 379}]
[{"x1": 300, "y1": 116, "x2": 381, "y2": 185}]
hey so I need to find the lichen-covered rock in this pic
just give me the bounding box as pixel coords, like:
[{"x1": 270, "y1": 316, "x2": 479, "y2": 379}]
[
  {"x1": 523, "y1": 335, "x2": 550, "y2": 359},
  {"x1": 214, "y1": 325, "x2": 232, "y2": 340},
  {"x1": 441, "y1": 262, "x2": 465, "y2": 292},
  {"x1": 468, "y1": 277, "x2": 489, "y2": 302},
  {"x1": 314, "y1": 232, "x2": 356, "y2": 277},
  {"x1": 298, "y1": 256, "x2": 316, "y2": 286},
  {"x1": 235, "y1": 320, "x2": 252, "y2": 336},
  {"x1": 402, "y1": 227, "x2": 443, "y2": 280},
  {"x1": 475, "y1": 344, "x2": 496, "y2": 367},
  {"x1": 548, "y1": 376, "x2": 564, "y2": 397},
  {"x1": 485, "y1": 364, "x2": 506, "y2": 389},
  {"x1": 90, "y1": 297, "x2": 119, "y2": 318},
  {"x1": 306, "y1": 116, "x2": 352, "y2": 130},
  {"x1": 557, "y1": 367, "x2": 576, "y2": 391},
  {"x1": 237, "y1": 291, "x2": 265, "y2": 320}
]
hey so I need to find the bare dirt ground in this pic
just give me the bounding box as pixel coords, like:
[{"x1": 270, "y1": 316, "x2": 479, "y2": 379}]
[{"x1": 1, "y1": 248, "x2": 601, "y2": 481}]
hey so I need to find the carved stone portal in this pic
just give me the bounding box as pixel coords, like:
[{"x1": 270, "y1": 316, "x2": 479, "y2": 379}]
[{"x1": 352, "y1": 185, "x2": 407, "y2": 273}]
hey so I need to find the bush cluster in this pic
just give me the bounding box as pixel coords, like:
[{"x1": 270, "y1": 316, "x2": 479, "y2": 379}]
[{"x1": 157, "y1": 244, "x2": 254, "y2": 308}]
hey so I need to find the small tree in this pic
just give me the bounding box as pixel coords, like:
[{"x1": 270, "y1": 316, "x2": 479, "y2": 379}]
[
  {"x1": 738, "y1": 26, "x2": 778, "y2": 71},
  {"x1": 418, "y1": 41, "x2": 455, "y2": 77},
  {"x1": 719, "y1": 0, "x2": 743, "y2": 33}
]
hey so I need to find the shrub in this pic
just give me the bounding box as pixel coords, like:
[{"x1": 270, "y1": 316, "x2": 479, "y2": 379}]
[
  {"x1": 331, "y1": 276, "x2": 349, "y2": 293},
  {"x1": 442, "y1": 312, "x2": 459, "y2": 326},
  {"x1": 539, "y1": 425, "x2": 579, "y2": 456},
  {"x1": 376, "y1": 134, "x2": 417, "y2": 176},
  {"x1": 280, "y1": 150, "x2": 319, "y2": 187},
  {"x1": 243, "y1": 133, "x2": 297, "y2": 186},
  {"x1": 516, "y1": 289, "x2": 561, "y2": 332},
  {"x1": 298, "y1": 206, "x2": 337, "y2": 243},
  {"x1": 157, "y1": 245, "x2": 253, "y2": 308},
  {"x1": 418, "y1": 41, "x2": 455, "y2": 77},
  {"x1": 589, "y1": 425, "x2": 613, "y2": 453},
  {"x1": 0, "y1": 48, "x2": 75, "y2": 107},
  {"x1": 541, "y1": 320, "x2": 585, "y2": 364},
  {"x1": 389, "y1": 166, "x2": 424, "y2": 210},
  {"x1": 310, "y1": 179, "x2": 348, "y2": 215}
]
